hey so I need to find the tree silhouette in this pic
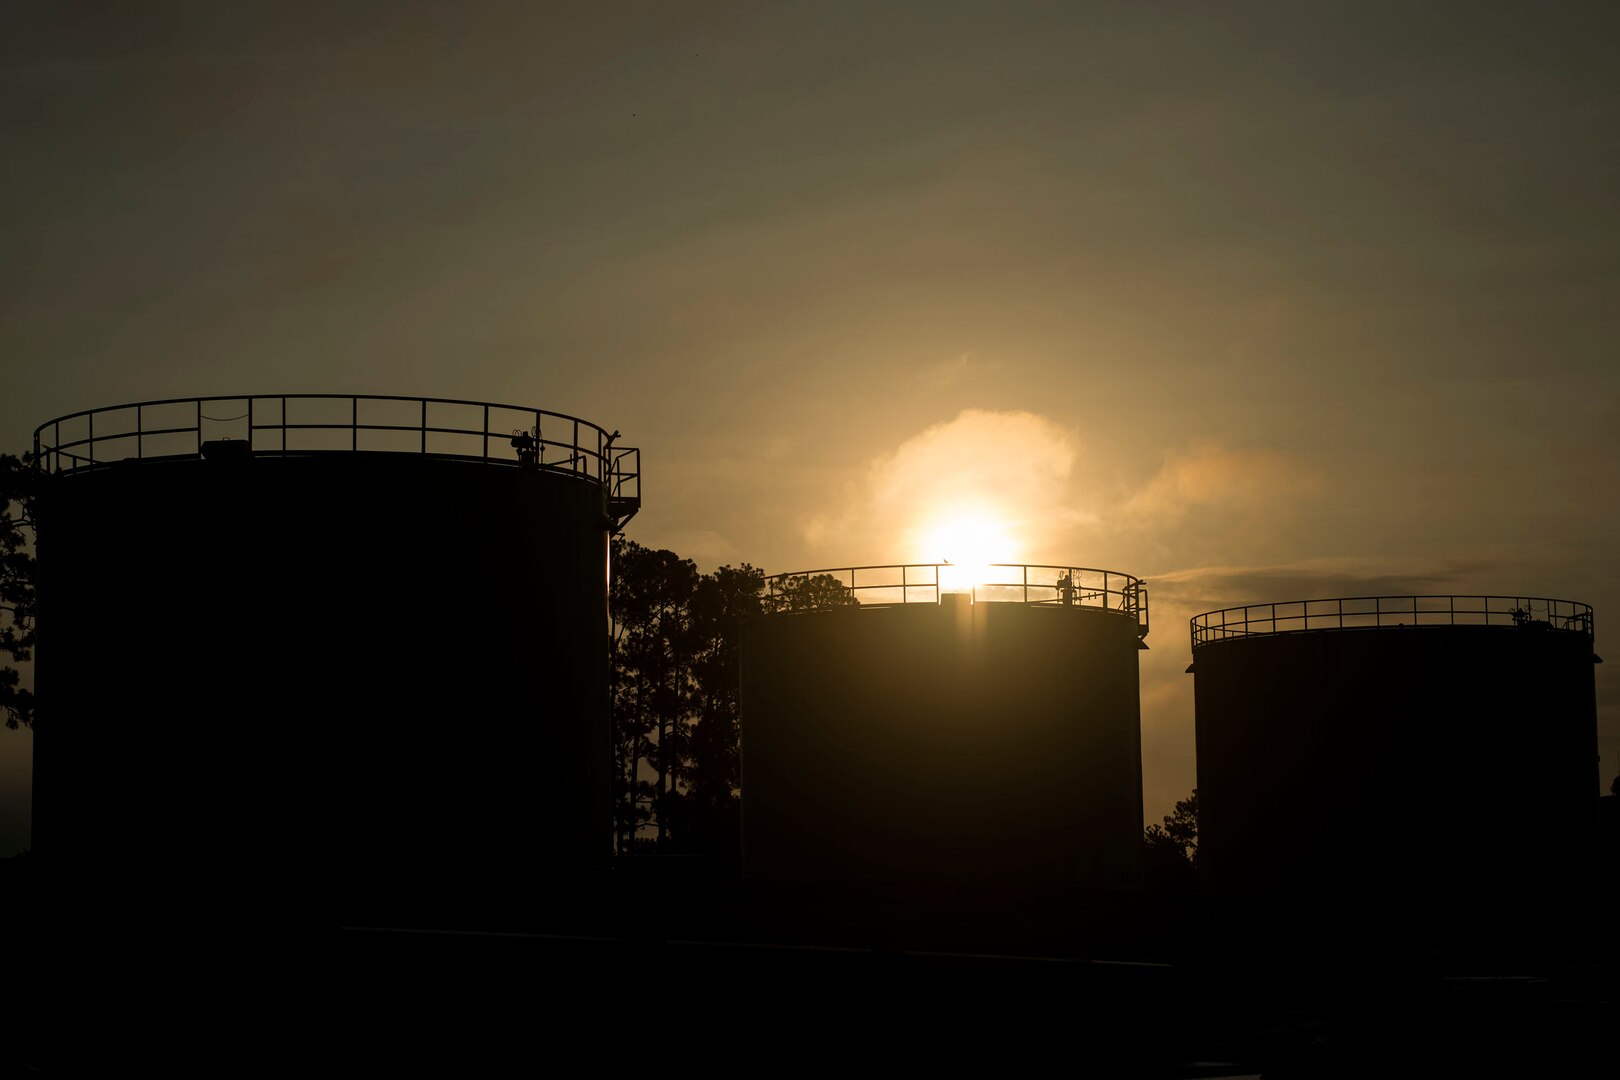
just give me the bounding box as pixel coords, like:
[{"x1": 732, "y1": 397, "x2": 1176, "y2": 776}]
[
  {"x1": 610, "y1": 540, "x2": 696, "y2": 850},
  {"x1": 0, "y1": 454, "x2": 37, "y2": 731},
  {"x1": 768, "y1": 572, "x2": 859, "y2": 613},
  {"x1": 609, "y1": 537, "x2": 763, "y2": 855},
  {"x1": 668, "y1": 562, "x2": 762, "y2": 855},
  {"x1": 1143, "y1": 789, "x2": 1198, "y2": 890}
]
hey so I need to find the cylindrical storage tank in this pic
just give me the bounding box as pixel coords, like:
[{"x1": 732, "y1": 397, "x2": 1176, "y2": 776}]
[
  {"x1": 742, "y1": 564, "x2": 1149, "y2": 898},
  {"x1": 31, "y1": 395, "x2": 641, "y2": 927},
  {"x1": 1190, "y1": 595, "x2": 1600, "y2": 919}
]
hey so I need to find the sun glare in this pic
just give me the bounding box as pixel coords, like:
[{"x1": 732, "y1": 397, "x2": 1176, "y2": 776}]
[{"x1": 916, "y1": 506, "x2": 1018, "y2": 592}]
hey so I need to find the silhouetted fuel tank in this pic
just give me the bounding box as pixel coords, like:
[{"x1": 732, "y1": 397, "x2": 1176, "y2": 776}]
[
  {"x1": 742, "y1": 564, "x2": 1149, "y2": 896},
  {"x1": 31, "y1": 395, "x2": 640, "y2": 926},
  {"x1": 1189, "y1": 596, "x2": 1601, "y2": 914}
]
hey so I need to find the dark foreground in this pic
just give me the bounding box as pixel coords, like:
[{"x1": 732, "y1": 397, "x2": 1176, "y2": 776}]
[{"x1": 7, "y1": 859, "x2": 1615, "y2": 1076}]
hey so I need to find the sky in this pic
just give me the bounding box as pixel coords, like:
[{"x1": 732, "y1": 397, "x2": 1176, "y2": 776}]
[{"x1": 3, "y1": 1, "x2": 1618, "y2": 855}]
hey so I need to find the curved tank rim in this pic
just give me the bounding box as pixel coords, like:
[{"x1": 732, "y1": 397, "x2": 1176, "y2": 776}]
[
  {"x1": 32, "y1": 392, "x2": 621, "y2": 446},
  {"x1": 30, "y1": 392, "x2": 642, "y2": 527},
  {"x1": 1191, "y1": 593, "x2": 1594, "y2": 650},
  {"x1": 761, "y1": 561, "x2": 1149, "y2": 637},
  {"x1": 36, "y1": 447, "x2": 610, "y2": 477}
]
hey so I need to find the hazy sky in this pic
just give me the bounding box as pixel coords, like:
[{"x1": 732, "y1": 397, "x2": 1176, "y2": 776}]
[{"x1": 3, "y1": 1, "x2": 1618, "y2": 854}]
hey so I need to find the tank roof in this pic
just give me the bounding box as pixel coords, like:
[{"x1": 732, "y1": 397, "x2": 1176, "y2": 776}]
[
  {"x1": 1191, "y1": 594, "x2": 1593, "y2": 649},
  {"x1": 33, "y1": 393, "x2": 641, "y2": 529},
  {"x1": 762, "y1": 562, "x2": 1149, "y2": 637}
]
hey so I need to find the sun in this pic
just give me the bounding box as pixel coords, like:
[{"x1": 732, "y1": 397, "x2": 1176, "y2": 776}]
[{"x1": 914, "y1": 503, "x2": 1019, "y2": 592}]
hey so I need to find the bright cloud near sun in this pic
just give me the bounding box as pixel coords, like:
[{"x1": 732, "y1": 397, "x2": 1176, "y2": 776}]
[{"x1": 803, "y1": 409, "x2": 1079, "y2": 577}]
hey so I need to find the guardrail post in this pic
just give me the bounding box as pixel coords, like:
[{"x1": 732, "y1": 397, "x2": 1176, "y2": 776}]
[
  {"x1": 352, "y1": 398, "x2": 358, "y2": 451},
  {"x1": 421, "y1": 399, "x2": 427, "y2": 453}
]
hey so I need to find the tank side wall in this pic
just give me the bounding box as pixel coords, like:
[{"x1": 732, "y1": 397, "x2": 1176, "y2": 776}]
[
  {"x1": 34, "y1": 456, "x2": 610, "y2": 923},
  {"x1": 741, "y1": 602, "x2": 1143, "y2": 890},
  {"x1": 1194, "y1": 627, "x2": 1600, "y2": 907}
]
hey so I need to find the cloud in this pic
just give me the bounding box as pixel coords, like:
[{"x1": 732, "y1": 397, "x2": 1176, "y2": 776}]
[
  {"x1": 1147, "y1": 554, "x2": 1518, "y2": 615},
  {"x1": 1153, "y1": 553, "x2": 1594, "y2": 612},
  {"x1": 924, "y1": 350, "x2": 997, "y2": 385},
  {"x1": 869, "y1": 408, "x2": 1074, "y2": 510},
  {"x1": 1119, "y1": 441, "x2": 1322, "y2": 526},
  {"x1": 802, "y1": 408, "x2": 1079, "y2": 563}
]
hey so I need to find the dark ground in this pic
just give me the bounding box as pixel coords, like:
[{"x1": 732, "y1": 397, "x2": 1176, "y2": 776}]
[{"x1": 5, "y1": 858, "x2": 1614, "y2": 1076}]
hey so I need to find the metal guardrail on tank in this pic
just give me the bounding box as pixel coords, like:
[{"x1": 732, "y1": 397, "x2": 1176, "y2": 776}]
[
  {"x1": 1190, "y1": 595, "x2": 1594, "y2": 648},
  {"x1": 762, "y1": 563, "x2": 1149, "y2": 637},
  {"x1": 32, "y1": 394, "x2": 641, "y2": 526}
]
